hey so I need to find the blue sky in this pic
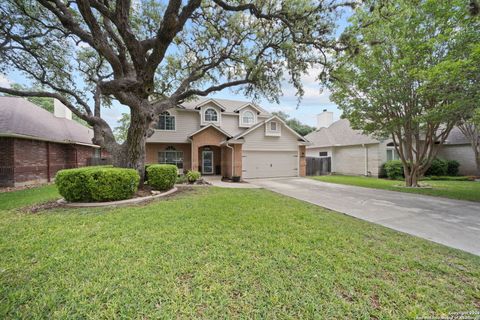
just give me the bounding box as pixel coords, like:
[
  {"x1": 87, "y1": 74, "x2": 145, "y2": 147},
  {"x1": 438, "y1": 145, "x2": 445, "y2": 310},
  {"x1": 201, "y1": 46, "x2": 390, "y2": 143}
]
[{"x1": 0, "y1": 8, "x2": 350, "y2": 129}]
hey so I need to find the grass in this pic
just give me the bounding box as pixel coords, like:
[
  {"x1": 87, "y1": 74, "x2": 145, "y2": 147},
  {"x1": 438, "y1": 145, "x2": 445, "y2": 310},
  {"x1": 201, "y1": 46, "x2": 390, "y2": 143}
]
[
  {"x1": 0, "y1": 184, "x2": 59, "y2": 210},
  {"x1": 0, "y1": 185, "x2": 479, "y2": 319},
  {"x1": 312, "y1": 175, "x2": 480, "y2": 202}
]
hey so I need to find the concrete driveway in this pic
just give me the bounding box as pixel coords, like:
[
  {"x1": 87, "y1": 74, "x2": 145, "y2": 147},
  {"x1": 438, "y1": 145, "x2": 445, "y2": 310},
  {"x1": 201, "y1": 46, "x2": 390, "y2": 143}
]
[{"x1": 247, "y1": 177, "x2": 480, "y2": 256}]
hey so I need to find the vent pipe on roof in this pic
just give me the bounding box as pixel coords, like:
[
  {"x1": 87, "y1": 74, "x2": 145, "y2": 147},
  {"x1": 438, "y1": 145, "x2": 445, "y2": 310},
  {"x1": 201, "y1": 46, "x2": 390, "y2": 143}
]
[
  {"x1": 317, "y1": 109, "x2": 333, "y2": 129},
  {"x1": 54, "y1": 99, "x2": 72, "y2": 120}
]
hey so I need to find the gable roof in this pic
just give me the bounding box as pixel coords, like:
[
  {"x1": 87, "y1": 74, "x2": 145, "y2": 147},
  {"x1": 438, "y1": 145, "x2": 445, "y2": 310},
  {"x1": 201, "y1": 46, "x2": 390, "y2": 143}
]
[
  {"x1": 231, "y1": 115, "x2": 310, "y2": 143},
  {"x1": 188, "y1": 123, "x2": 232, "y2": 138},
  {"x1": 0, "y1": 96, "x2": 96, "y2": 146},
  {"x1": 180, "y1": 98, "x2": 270, "y2": 115},
  {"x1": 305, "y1": 119, "x2": 379, "y2": 148},
  {"x1": 444, "y1": 127, "x2": 470, "y2": 145}
]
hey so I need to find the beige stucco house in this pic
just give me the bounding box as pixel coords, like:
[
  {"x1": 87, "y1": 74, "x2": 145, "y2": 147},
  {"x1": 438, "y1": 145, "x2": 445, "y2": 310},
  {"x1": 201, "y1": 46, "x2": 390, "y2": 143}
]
[
  {"x1": 305, "y1": 110, "x2": 477, "y2": 176},
  {"x1": 145, "y1": 98, "x2": 309, "y2": 179}
]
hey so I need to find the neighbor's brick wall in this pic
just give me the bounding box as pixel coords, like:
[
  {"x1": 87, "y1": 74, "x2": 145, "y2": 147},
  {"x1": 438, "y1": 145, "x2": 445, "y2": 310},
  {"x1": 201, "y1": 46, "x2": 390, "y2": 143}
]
[
  {"x1": 437, "y1": 144, "x2": 477, "y2": 176},
  {"x1": 0, "y1": 138, "x2": 98, "y2": 187},
  {"x1": 14, "y1": 139, "x2": 49, "y2": 184},
  {"x1": 0, "y1": 138, "x2": 14, "y2": 187}
]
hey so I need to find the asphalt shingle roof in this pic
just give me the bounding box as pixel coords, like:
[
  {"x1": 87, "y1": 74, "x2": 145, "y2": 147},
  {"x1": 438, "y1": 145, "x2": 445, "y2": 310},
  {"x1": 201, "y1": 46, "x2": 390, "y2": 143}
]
[{"x1": 0, "y1": 96, "x2": 95, "y2": 145}]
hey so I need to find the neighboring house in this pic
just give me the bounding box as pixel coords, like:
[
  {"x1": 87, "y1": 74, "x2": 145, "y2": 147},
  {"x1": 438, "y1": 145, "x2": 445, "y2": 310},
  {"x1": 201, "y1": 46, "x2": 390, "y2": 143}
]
[
  {"x1": 0, "y1": 97, "x2": 105, "y2": 187},
  {"x1": 146, "y1": 98, "x2": 309, "y2": 179},
  {"x1": 305, "y1": 110, "x2": 477, "y2": 176}
]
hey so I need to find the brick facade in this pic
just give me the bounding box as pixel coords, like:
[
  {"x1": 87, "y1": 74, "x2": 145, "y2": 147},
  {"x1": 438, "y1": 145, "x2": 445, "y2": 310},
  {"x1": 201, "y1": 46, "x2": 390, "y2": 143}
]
[{"x1": 0, "y1": 137, "x2": 99, "y2": 187}]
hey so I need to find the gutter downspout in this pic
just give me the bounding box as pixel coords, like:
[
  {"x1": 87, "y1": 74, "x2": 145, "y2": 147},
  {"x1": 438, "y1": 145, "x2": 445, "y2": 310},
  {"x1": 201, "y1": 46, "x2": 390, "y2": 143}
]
[
  {"x1": 363, "y1": 144, "x2": 369, "y2": 176},
  {"x1": 225, "y1": 142, "x2": 234, "y2": 178}
]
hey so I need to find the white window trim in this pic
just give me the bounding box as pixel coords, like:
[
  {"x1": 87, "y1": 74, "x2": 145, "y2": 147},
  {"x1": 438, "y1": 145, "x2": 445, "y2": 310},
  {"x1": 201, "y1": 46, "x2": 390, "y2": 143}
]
[
  {"x1": 157, "y1": 111, "x2": 176, "y2": 131},
  {"x1": 201, "y1": 106, "x2": 221, "y2": 126},
  {"x1": 265, "y1": 120, "x2": 281, "y2": 136},
  {"x1": 158, "y1": 150, "x2": 184, "y2": 169},
  {"x1": 386, "y1": 147, "x2": 400, "y2": 161},
  {"x1": 239, "y1": 110, "x2": 256, "y2": 127}
]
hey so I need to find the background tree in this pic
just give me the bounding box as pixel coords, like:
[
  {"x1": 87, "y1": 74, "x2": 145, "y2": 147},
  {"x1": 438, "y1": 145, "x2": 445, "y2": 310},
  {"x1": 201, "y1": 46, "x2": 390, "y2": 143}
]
[
  {"x1": 0, "y1": 0, "x2": 352, "y2": 180},
  {"x1": 272, "y1": 111, "x2": 316, "y2": 136},
  {"x1": 458, "y1": 108, "x2": 480, "y2": 175},
  {"x1": 328, "y1": 0, "x2": 479, "y2": 187},
  {"x1": 113, "y1": 113, "x2": 130, "y2": 144}
]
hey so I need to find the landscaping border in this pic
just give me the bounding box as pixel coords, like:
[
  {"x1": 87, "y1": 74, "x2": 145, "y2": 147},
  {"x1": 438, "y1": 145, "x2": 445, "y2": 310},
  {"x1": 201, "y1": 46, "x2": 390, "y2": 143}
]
[{"x1": 57, "y1": 187, "x2": 178, "y2": 207}]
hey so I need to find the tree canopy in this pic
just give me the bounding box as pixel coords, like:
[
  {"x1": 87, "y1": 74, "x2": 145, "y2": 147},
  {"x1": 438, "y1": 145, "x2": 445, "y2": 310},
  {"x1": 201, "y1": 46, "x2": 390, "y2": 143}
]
[
  {"x1": 272, "y1": 111, "x2": 316, "y2": 136},
  {"x1": 328, "y1": 0, "x2": 480, "y2": 186},
  {"x1": 0, "y1": 0, "x2": 352, "y2": 177}
]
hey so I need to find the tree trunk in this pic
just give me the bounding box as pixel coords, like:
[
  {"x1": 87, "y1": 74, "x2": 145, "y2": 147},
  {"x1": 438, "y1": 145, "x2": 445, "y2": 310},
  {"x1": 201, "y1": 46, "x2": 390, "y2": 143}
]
[
  {"x1": 110, "y1": 109, "x2": 150, "y2": 184},
  {"x1": 405, "y1": 172, "x2": 419, "y2": 187}
]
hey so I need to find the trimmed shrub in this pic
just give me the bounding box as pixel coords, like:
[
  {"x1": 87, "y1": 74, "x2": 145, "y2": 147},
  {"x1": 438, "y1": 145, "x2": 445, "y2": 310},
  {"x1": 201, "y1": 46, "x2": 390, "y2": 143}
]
[
  {"x1": 425, "y1": 158, "x2": 448, "y2": 176},
  {"x1": 55, "y1": 166, "x2": 139, "y2": 202},
  {"x1": 186, "y1": 170, "x2": 201, "y2": 183},
  {"x1": 147, "y1": 164, "x2": 177, "y2": 190},
  {"x1": 378, "y1": 163, "x2": 388, "y2": 178},
  {"x1": 384, "y1": 160, "x2": 404, "y2": 180},
  {"x1": 446, "y1": 160, "x2": 460, "y2": 176}
]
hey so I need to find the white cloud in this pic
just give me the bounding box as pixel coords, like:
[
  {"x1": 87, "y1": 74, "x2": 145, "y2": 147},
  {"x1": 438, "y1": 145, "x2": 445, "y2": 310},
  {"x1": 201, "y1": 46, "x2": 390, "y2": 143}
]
[{"x1": 0, "y1": 74, "x2": 11, "y2": 88}]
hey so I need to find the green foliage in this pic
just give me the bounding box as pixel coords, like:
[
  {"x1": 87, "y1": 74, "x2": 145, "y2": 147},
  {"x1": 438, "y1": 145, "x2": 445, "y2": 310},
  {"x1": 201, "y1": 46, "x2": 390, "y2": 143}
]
[
  {"x1": 384, "y1": 160, "x2": 404, "y2": 180},
  {"x1": 146, "y1": 164, "x2": 177, "y2": 191},
  {"x1": 55, "y1": 166, "x2": 139, "y2": 202},
  {"x1": 113, "y1": 113, "x2": 130, "y2": 143},
  {"x1": 425, "y1": 159, "x2": 448, "y2": 177},
  {"x1": 329, "y1": 0, "x2": 480, "y2": 185},
  {"x1": 272, "y1": 111, "x2": 316, "y2": 136},
  {"x1": 176, "y1": 175, "x2": 187, "y2": 184},
  {"x1": 446, "y1": 160, "x2": 460, "y2": 176},
  {"x1": 186, "y1": 170, "x2": 201, "y2": 183}
]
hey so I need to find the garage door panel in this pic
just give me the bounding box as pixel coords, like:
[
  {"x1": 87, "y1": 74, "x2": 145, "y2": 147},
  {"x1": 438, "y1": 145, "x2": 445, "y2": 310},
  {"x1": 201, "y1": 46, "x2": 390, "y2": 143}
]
[{"x1": 242, "y1": 150, "x2": 298, "y2": 179}]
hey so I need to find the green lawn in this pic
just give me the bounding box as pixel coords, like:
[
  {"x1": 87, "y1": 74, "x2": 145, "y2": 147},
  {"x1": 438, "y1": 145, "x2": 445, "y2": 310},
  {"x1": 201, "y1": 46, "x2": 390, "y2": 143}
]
[
  {"x1": 0, "y1": 185, "x2": 479, "y2": 319},
  {"x1": 312, "y1": 175, "x2": 480, "y2": 202}
]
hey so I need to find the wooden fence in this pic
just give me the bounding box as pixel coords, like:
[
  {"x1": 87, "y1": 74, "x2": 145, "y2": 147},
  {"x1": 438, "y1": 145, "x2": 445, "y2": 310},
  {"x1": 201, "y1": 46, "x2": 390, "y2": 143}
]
[{"x1": 306, "y1": 157, "x2": 331, "y2": 176}]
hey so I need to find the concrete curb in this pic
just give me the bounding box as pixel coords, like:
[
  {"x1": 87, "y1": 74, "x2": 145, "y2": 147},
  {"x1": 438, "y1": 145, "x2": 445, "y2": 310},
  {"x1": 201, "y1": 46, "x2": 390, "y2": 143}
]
[{"x1": 57, "y1": 187, "x2": 178, "y2": 207}]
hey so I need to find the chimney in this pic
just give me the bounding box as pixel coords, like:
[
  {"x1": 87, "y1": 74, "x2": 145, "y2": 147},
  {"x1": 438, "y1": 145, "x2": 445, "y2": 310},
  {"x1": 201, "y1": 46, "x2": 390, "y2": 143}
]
[
  {"x1": 54, "y1": 99, "x2": 72, "y2": 120},
  {"x1": 317, "y1": 109, "x2": 333, "y2": 129}
]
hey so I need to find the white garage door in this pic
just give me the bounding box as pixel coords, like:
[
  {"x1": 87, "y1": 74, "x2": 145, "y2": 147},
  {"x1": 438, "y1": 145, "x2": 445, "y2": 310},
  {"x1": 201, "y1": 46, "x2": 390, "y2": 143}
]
[{"x1": 242, "y1": 150, "x2": 298, "y2": 179}]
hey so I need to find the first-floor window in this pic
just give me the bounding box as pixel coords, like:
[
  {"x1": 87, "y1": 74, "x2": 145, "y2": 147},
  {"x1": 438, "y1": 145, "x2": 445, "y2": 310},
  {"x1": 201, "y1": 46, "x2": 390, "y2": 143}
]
[
  {"x1": 386, "y1": 148, "x2": 400, "y2": 161},
  {"x1": 159, "y1": 146, "x2": 183, "y2": 169}
]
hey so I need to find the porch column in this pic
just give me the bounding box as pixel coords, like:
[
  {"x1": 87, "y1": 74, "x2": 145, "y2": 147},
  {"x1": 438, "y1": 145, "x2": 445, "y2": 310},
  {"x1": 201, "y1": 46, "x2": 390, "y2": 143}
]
[{"x1": 191, "y1": 140, "x2": 199, "y2": 171}]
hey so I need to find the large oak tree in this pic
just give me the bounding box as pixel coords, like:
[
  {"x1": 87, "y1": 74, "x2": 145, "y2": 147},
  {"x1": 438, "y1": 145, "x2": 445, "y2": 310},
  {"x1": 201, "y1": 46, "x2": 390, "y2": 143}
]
[{"x1": 0, "y1": 0, "x2": 352, "y2": 179}]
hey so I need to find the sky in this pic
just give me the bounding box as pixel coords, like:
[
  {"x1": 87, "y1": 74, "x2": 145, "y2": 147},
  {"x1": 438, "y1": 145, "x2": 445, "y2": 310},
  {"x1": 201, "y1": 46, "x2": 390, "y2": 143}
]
[{"x1": 1, "y1": 7, "x2": 351, "y2": 130}]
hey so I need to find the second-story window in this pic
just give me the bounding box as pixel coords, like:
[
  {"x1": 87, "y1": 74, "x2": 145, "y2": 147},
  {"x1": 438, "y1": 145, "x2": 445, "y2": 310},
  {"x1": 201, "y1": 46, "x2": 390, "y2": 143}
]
[
  {"x1": 242, "y1": 111, "x2": 255, "y2": 125},
  {"x1": 204, "y1": 108, "x2": 218, "y2": 122},
  {"x1": 158, "y1": 111, "x2": 175, "y2": 130},
  {"x1": 270, "y1": 121, "x2": 277, "y2": 131}
]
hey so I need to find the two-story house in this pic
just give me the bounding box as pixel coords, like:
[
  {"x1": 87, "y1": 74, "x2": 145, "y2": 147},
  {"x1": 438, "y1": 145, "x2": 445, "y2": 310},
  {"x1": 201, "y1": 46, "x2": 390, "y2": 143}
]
[{"x1": 146, "y1": 98, "x2": 309, "y2": 179}]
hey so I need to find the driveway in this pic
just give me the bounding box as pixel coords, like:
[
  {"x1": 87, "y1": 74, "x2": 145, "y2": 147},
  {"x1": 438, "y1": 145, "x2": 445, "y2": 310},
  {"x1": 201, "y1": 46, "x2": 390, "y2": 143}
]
[{"x1": 247, "y1": 177, "x2": 480, "y2": 256}]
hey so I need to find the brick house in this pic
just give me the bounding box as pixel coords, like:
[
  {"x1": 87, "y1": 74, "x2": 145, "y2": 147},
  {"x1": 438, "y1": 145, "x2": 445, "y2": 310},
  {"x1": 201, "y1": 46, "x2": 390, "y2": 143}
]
[
  {"x1": 146, "y1": 98, "x2": 310, "y2": 179},
  {"x1": 0, "y1": 97, "x2": 106, "y2": 187}
]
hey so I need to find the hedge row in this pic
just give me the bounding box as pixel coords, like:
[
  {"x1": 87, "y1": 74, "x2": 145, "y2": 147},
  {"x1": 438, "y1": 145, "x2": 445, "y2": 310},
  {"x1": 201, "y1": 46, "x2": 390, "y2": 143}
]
[
  {"x1": 383, "y1": 158, "x2": 461, "y2": 180},
  {"x1": 56, "y1": 166, "x2": 139, "y2": 202}
]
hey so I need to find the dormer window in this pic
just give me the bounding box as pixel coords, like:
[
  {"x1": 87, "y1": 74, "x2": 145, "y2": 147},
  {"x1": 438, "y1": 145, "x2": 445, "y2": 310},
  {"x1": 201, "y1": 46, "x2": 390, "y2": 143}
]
[
  {"x1": 204, "y1": 108, "x2": 218, "y2": 122},
  {"x1": 270, "y1": 121, "x2": 277, "y2": 131},
  {"x1": 242, "y1": 111, "x2": 255, "y2": 125},
  {"x1": 157, "y1": 111, "x2": 175, "y2": 131}
]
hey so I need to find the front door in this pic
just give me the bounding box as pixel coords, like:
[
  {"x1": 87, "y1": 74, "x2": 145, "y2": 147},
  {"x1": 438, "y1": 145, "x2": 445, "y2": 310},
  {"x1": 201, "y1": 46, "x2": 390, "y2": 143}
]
[{"x1": 202, "y1": 150, "x2": 214, "y2": 174}]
